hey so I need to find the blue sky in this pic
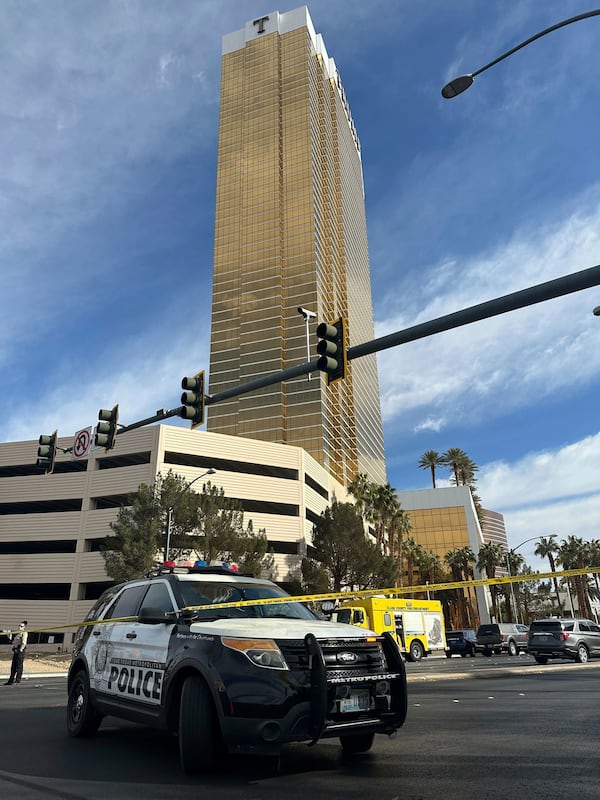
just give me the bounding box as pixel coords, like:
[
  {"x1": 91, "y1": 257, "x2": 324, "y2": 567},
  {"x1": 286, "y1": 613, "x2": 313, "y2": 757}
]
[{"x1": 2, "y1": 1, "x2": 599, "y2": 569}]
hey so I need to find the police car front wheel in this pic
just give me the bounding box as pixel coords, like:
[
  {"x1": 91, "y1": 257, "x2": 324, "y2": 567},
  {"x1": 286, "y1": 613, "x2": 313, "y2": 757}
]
[
  {"x1": 66, "y1": 671, "x2": 103, "y2": 738},
  {"x1": 179, "y1": 674, "x2": 220, "y2": 774}
]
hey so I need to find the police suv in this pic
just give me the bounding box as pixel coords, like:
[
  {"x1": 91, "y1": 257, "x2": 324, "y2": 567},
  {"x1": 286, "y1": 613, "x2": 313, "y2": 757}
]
[{"x1": 67, "y1": 565, "x2": 408, "y2": 773}]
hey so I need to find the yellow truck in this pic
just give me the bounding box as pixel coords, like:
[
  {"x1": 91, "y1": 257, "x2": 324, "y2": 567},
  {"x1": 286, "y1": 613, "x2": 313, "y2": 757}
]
[{"x1": 334, "y1": 597, "x2": 448, "y2": 662}]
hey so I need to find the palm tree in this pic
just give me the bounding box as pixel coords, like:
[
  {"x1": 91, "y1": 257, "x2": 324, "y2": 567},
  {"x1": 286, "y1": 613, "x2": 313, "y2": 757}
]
[
  {"x1": 589, "y1": 539, "x2": 600, "y2": 602},
  {"x1": 402, "y1": 536, "x2": 424, "y2": 587},
  {"x1": 476, "y1": 542, "x2": 505, "y2": 622},
  {"x1": 347, "y1": 472, "x2": 372, "y2": 519},
  {"x1": 387, "y1": 504, "x2": 412, "y2": 586},
  {"x1": 534, "y1": 536, "x2": 563, "y2": 613},
  {"x1": 418, "y1": 450, "x2": 444, "y2": 488},
  {"x1": 445, "y1": 546, "x2": 475, "y2": 627},
  {"x1": 558, "y1": 536, "x2": 593, "y2": 618},
  {"x1": 369, "y1": 483, "x2": 400, "y2": 553},
  {"x1": 441, "y1": 448, "x2": 470, "y2": 486},
  {"x1": 416, "y1": 549, "x2": 444, "y2": 587}
]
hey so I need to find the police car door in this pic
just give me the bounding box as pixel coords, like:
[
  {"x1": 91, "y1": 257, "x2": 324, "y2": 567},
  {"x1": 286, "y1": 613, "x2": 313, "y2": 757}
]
[
  {"x1": 90, "y1": 582, "x2": 147, "y2": 697},
  {"x1": 104, "y1": 580, "x2": 176, "y2": 707}
]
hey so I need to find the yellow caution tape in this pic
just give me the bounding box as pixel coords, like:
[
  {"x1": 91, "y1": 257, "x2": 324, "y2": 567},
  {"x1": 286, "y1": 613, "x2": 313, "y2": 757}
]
[{"x1": 7, "y1": 565, "x2": 600, "y2": 637}]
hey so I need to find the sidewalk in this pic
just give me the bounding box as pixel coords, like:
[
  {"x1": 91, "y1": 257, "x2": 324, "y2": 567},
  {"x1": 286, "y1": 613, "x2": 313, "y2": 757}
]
[{"x1": 0, "y1": 652, "x2": 71, "y2": 680}]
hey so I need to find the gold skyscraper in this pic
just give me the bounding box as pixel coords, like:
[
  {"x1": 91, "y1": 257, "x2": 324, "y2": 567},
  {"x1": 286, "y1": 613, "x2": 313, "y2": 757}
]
[{"x1": 208, "y1": 7, "x2": 385, "y2": 487}]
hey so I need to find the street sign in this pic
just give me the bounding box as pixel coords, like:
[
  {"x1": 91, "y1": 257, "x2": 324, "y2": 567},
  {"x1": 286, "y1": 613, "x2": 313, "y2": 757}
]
[{"x1": 73, "y1": 427, "x2": 93, "y2": 459}]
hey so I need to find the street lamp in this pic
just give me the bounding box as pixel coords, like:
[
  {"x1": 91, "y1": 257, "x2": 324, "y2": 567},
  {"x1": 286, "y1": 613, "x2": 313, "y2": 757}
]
[
  {"x1": 441, "y1": 9, "x2": 600, "y2": 98},
  {"x1": 505, "y1": 534, "x2": 557, "y2": 623},
  {"x1": 165, "y1": 468, "x2": 217, "y2": 562}
]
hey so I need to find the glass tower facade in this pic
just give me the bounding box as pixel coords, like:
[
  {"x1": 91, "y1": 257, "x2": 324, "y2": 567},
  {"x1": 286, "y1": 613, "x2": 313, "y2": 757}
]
[{"x1": 208, "y1": 7, "x2": 385, "y2": 487}]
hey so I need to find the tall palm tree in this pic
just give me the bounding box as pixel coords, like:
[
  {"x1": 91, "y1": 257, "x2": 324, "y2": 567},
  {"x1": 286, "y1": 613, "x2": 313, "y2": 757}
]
[
  {"x1": 441, "y1": 448, "x2": 470, "y2": 486},
  {"x1": 387, "y1": 504, "x2": 412, "y2": 586},
  {"x1": 416, "y1": 549, "x2": 444, "y2": 587},
  {"x1": 402, "y1": 536, "x2": 424, "y2": 587},
  {"x1": 534, "y1": 536, "x2": 562, "y2": 613},
  {"x1": 369, "y1": 483, "x2": 400, "y2": 553},
  {"x1": 558, "y1": 536, "x2": 593, "y2": 618},
  {"x1": 476, "y1": 542, "x2": 504, "y2": 622},
  {"x1": 445, "y1": 546, "x2": 475, "y2": 627},
  {"x1": 589, "y1": 539, "x2": 600, "y2": 602},
  {"x1": 418, "y1": 450, "x2": 444, "y2": 488},
  {"x1": 347, "y1": 472, "x2": 372, "y2": 519}
]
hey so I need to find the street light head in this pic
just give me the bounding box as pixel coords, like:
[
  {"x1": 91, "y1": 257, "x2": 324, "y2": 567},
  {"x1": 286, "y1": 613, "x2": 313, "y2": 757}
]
[
  {"x1": 441, "y1": 74, "x2": 474, "y2": 99},
  {"x1": 593, "y1": 305, "x2": 600, "y2": 316},
  {"x1": 206, "y1": 468, "x2": 217, "y2": 475}
]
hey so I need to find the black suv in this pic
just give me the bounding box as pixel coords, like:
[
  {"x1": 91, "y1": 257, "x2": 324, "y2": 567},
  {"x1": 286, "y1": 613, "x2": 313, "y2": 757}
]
[
  {"x1": 475, "y1": 623, "x2": 502, "y2": 656},
  {"x1": 66, "y1": 565, "x2": 407, "y2": 773},
  {"x1": 527, "y1": 618, "x2": 600, "y2": 664},
  {"x1": 445, "y1": 629, "x2": 477, "y2": 658}
]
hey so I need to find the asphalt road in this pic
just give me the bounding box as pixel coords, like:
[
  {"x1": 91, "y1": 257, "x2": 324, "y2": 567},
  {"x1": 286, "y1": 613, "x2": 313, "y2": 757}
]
[{"x1": 1, "y1": 657, "x2": 599, "y2": 800}]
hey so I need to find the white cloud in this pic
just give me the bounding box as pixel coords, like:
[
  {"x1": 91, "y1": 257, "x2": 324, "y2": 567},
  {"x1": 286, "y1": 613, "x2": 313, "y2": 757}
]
[
  {"x1": 479, "y1": 432, "x2": 600, "y2": 510},
  {"x1": 1, "y1": 322, "x2": 211, "y2": 444},
  {"x1": 476, "y1": 433, "x2": 600, "y2": 566},
  {"x1": 376, "y1": 191, "x2": 600, "y2": 427},
  {"x1": 414, "y1": 416, "x2": 446, "y2": 433}
]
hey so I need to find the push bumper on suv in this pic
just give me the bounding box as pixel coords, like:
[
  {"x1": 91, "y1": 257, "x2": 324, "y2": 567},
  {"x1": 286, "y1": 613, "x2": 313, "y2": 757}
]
[{"x1": 219, "y1": 632, "x2": 408, "y2": 755}]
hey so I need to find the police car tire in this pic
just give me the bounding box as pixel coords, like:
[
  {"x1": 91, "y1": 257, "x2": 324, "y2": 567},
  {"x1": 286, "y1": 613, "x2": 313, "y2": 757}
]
[
  {"x1": 179, "y1": 674, "x2": 218, "y2": 774},
  {"x1": 66, "y1": 671, "x2": 103, "y2": 738}
]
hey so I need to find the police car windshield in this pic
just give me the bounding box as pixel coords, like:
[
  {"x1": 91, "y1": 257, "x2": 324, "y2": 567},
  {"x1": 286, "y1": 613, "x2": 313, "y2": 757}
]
[{"x1": 179, "y1": 581, "x2": 317, "y2": 620}]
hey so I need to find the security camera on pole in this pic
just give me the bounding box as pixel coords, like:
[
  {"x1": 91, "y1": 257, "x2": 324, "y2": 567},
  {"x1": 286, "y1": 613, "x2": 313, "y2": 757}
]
[{"x1": 297, "y1": 306, "x2": 316, "y2": 381}]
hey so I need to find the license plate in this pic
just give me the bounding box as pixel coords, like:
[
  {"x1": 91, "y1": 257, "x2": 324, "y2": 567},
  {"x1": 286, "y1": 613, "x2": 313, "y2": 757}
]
[{"x1": 340, "y1": 690, "x2": 370, "y2": 713}]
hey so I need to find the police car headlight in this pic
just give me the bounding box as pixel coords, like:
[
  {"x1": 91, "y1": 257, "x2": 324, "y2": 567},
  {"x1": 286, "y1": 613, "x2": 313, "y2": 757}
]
[{"x1": 222, "y1": 637, "x2": 288, "y2": 670}]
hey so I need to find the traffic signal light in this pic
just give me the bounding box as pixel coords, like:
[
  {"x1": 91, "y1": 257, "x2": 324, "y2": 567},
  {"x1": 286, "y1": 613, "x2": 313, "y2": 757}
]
[
  {"x1": 316, "y1": 317, "x2": 347, "y2": 384},
  {"x1": 180, "y1": 370, "x2": 205, "y2": 429},
  {"x1": 36, "y1": 430, "x2": 58, "y2": 474},
  {"x1": 95, "y1": 405, "x2": 119, "y2": 451}
]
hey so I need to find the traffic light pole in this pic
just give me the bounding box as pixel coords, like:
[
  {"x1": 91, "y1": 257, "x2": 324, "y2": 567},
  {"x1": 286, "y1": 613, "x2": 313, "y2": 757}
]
[
  {"x1": 43, "y1": 261, "x2": 600, "y2": 455},
  {"x1": 204, "y1": 262, "x2": 600, "y2": 406},
  {"x1": 347, "y1": 263, "x2": 600, "y2": 362}
]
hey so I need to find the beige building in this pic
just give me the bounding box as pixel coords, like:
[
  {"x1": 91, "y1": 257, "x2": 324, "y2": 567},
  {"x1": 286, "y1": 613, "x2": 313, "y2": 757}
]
[
  {"x1": 0, "y1": 425, "x2": 348, "y2": 648},
  {"x1": 208, "y1": 6, "x2": 385, "y2": 488}
]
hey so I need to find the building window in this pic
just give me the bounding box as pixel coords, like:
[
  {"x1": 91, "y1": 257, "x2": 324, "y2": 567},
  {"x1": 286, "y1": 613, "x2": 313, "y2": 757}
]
[
  {"x1": 0, "y1": 584, "x2": 70, "y2": 600},
  {"x1": 164, "y1": 450, "x2": 298, "y2": 481},
  {"x1": 0, "y1": 499, "x2": 82, "y2": 514},
  {"x1": 304, "y1": 473, "x2": 328, "y2": 499},
  {"x1": 0, "y1": 540, "x2": 77, "y2": 554},
  {"x1": 97, "y1": 452, "x2": 152, "y2": 470}
]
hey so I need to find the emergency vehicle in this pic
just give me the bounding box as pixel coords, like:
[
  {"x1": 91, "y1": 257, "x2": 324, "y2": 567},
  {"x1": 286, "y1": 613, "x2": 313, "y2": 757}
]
[
  {"x1": 334, "y1": 597, "x2": 448, "y2": 662},
  {"x1": 66, "y1": 564, "x2": 408, "y2": 774}
]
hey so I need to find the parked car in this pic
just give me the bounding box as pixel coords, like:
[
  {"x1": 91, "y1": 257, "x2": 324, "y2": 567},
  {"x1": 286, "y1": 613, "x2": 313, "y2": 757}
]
[
  {"x1": 475, "y1": 622, "x2": 530, "y2": 656},
  {"x1": 476, "y1": 623, "x2": 502, "y2": 656},
  {"x1": 66, "y1": 563, "x2": 408, "y2": 773},
  {"x1": 527, "y1": 618, "x2": 600, "y2": 664},
  {"x1": 498, "y1": 623, "x2": 529, "y2": 656},
  {"x1": 445, "y1": 629, "x2": 477, "y2": 658}
]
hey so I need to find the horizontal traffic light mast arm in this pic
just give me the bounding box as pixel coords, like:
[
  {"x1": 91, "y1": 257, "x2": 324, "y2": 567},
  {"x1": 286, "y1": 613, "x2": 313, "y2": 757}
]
[
  {"x1": 205, "y1": 263, "x2": 600, "y2": 406},
  {"x1": 117, "y1": 407, "x2": 183, "y2": 435},
  {"x1": 348, "y1": 263, "x2": 600, "y2": 361},
  {"x1": 206, "y1": 362, "x2": 318, "y2": 406},
  {"x1": 85, "y1": 262, "x2": 599, "y2": 447}
]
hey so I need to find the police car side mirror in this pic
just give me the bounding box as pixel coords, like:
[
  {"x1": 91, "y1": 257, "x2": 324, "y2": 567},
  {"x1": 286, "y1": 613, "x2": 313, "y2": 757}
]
[{"x1": 138, "y1": 607, "x2": 170, "y2": 625}]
